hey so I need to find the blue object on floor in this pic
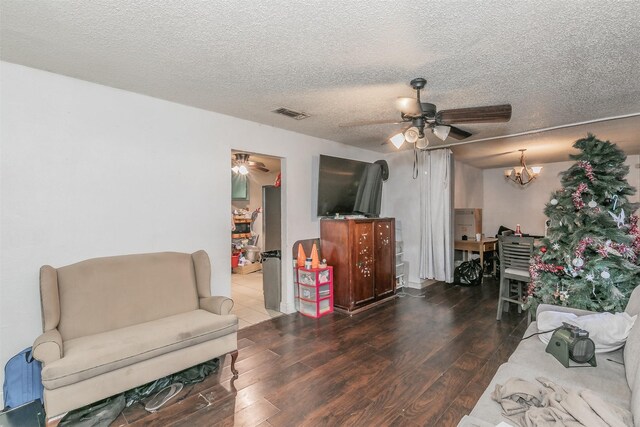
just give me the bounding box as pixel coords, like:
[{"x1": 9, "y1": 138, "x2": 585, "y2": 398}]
[{"x1": 3, "y1": 347, "x2": 44, "y2": 409}]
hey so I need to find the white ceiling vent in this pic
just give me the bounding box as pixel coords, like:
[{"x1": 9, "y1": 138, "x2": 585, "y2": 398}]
[{"x1": 272, "y1": 107, "x2": 310, "y2": 120}]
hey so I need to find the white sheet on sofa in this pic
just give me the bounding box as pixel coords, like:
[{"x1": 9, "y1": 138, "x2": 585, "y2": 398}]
[{"x1": 537, "y1": 310, "x2": 637, "y2": 353}]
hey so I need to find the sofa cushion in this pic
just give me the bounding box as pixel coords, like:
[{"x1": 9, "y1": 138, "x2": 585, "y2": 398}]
[
  {"x1": 625, "y1": 286, "x2": 640, "y2": 317},
  {"x1": 56, "y1": 252, "x2": 200, "y2": 341},
  {"x1": 632, "y1": 370, "x2": 640, "y2": 427},
  {"x1": 624, "y1": 321, "x2": 640, "y2": 390},
  {"x1": 41, "y1": 310, "x2": 237, "y2": 389},
  {"x1": 469, "y1": 361, "x2": 631, "y2": 425},
  {"x1": 507, "y1": 322, "x2": 631, "y2": 409},
  {"x1": 537, "y1": 310, "x2": 637, "y2": 352}
]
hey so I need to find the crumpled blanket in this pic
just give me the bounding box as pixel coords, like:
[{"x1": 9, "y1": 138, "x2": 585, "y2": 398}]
[{"x1": 491, "y1": 377, "x2": 633, "y2": 427}]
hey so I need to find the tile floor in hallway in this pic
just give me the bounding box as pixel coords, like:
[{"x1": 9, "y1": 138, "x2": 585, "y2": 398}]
[{"x1": 231, "y1": 271, "x2": 282, "y2": 329}]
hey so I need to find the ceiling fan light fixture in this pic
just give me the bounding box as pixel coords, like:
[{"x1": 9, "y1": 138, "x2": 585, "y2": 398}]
[
  {"x1": 231, "y1": 166, "x2": 240, "y2": 173},
  {"x1": 390, "y1": 133, "x2": 405, "y2": 149},
  {"x1": 404, "y1": 127, "x2": 420, "y2": 144},
  {"x1": 238, "y1": 165, "x2": 249, "y2": 175},
  {"x1": 415, "y1": 136, "x2": 429, "y2": 150},
  {"x1": 432, "y1": 125, "x2": 450, "y2": 141}
]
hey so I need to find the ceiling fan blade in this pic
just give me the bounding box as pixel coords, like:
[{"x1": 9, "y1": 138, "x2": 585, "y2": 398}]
[
  {"x1": 395, "y1": 97, "x2": 422, "y2": 116},
  {"x1": 447, "y1": 125, "x2": 472, "y2": 140},
  {"x1": 234, "y1": 153, "x2": 250, "y2": 162},
  {"x1": 436, "y1": 104, "x2": 512, "y2": 124},
  {"x1": 247, "y1": 161, "x2": 266, "y2": 168},
  {"x1": 339, "y1": 118, "x2": 407, "y2": 127},
  {"x1": 250, "y1": 166, "x2": 270, "y2": 172}
]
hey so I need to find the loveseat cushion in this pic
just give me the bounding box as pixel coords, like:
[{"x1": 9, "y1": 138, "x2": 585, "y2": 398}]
[
  {"x1": 56, "y1": 252, "x2": 200, "y2": 341},
  {"x1": 41, "y1": 310, "x2": 237, "y2": 390}
]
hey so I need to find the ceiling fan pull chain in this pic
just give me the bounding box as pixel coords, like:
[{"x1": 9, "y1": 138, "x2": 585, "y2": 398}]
[{"x1": 413, "y1": 145, "x2": 419, "y2": 180}]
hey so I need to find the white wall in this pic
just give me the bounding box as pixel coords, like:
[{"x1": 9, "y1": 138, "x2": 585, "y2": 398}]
[
  {"x1": 0, "y1": 62, "x2": 384, "y2": 391},
  {"x1": 379, "y1": 151, "x2": 640, "y2": 286},
  {"x1": 454, "y1": 160, "x2": 483, "y2": 209},
  {"x1": 381, "y1": 150, "x2": 421, "y2": 285},
  {"x1": 382, "y1": 154, "x2": 486, "y2": 286},
  {"x1": 483, "y1": 155, "x2": 640, "y2": 237}
]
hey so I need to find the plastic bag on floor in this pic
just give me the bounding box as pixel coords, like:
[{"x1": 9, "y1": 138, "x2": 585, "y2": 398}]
[
  {"x1": 59, "y1": 358, "x2": 220, "y2": 425},
  {"x1": 454, "y1": 259, "x2": 483, "y2": 286},
  {"x1": 59, "y1": 395, "x2": 125, "y2": 427},
  {"x1": 124, "y1": 358, "x2": 220, "y2": 407}
]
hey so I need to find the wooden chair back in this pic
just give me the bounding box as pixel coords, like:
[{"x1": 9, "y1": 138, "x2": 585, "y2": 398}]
[{"x1": 498, "y1": 235, "x2": 534, "y2": 272}]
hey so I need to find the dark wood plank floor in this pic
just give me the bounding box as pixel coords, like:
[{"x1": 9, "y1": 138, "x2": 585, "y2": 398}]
[{"x1": 112, "y1": 279, "x2": 527, "y2": 427}]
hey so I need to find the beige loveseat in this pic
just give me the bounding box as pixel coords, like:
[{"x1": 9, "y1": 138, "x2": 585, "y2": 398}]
[
  {"x1": 462, "y1": 286, "x2": 640, "y2": 426},
  {"x1": 32, "y1": 250, "x2": 238, "y2": 418}
]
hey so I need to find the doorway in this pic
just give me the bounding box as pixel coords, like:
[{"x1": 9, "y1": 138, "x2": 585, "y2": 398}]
[{"x1": 230, "y1": 150, "x2": 283, "y2": 329}]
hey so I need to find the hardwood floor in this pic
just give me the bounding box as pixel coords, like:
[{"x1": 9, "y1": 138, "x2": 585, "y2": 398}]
[{"x1": 113, "y1": 279, "x2": 527, "y2": 427}]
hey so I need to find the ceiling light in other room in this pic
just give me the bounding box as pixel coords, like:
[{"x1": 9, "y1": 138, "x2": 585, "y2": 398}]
[
  {"x1": 504, "y1": 149, "x2": 542, "y2": 186},
  {"x1": 432, "y1": 125, "x2": 450, "y2": 141},
  {"x1": 390, "y1": 133, "x2": 405, "y2": 149},
  {"x1": 238, "y1": 165, "x2": 249, "y2": 175}
]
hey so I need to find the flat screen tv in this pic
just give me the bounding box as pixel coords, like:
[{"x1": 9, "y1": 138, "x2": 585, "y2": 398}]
[{"x1": 317, "y1": 155, "x2": 383, "y2": 217}]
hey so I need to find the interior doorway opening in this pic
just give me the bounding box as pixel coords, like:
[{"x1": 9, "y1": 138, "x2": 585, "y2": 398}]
[{"x1": 230, "y1": 150, "x2": 283, "y2": 329}]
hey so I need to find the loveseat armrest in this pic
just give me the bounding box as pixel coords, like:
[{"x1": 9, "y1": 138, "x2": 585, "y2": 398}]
[
  {"x1": 33, "y1": 328, "x2": 63, "y2": 364},
  {"x1": 536, "y1": 303, "x2": 596, "y2": 319},
  {"x1": 200, "y1": 296, "x2": 234, "y2": 315}
]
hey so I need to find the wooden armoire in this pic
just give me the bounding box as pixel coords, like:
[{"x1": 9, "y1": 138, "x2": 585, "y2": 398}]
[{"x1": 320, "y1": 218, "x2": 396, "y2": 314}]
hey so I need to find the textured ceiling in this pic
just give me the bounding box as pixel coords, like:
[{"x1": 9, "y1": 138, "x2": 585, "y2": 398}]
[{"x1": 2, "y1": 1, "x2": 639, "y2": 167}]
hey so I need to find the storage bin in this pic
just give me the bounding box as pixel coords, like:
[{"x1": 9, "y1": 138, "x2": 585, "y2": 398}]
[
  {"x1": 295, "y1": 266, "x2": 334, "y2": 318},
  {"x1": 299, "y1": 297, "x2": 333, "y2": 318},
  {"x1": 299, "y1": 283, "x2": 331, "y2": 301},
  {"x1": 297, "y1": 267, "x2": 333, "y2": 286}
]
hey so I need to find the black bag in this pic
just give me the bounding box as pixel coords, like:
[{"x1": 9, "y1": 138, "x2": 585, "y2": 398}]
[
  {"x1": 124, "y1": 358, "x2": 219, "y2": 407},
  {"x1": 59, "y1": 358, "x2": 220, "y2": 426},
  {"x1": 454, "y1": 259, "x2": 483, "y2": 286},
  {"x1": 59, "y1": 395, "x2": 125, "y2": 427},
  {"x1": 0, "y1": 400, "x2": 46, "y2": 427}
]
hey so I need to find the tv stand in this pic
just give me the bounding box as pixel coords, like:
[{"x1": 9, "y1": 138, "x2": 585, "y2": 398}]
[{"x1": 320, "y1": 218, "x2": 396, "y2": 314}]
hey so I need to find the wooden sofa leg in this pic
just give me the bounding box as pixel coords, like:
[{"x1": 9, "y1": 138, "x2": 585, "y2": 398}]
[{"x1": 230, "y1": 350, "x2": 239, "y2": 378}]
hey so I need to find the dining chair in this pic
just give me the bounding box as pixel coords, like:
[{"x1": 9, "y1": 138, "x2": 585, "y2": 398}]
[{"x1": 496, "y1": 235, "x2": 535, "y2": 320}]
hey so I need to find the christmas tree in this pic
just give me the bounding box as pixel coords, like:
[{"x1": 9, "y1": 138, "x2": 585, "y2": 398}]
[{"x1": 526, "y1": 134, "x2": 640, "y2": 313}]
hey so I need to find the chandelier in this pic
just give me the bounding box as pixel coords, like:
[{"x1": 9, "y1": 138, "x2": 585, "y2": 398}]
[{"x1": 504, "y1": 149, "x2": 542, "y2": 186}]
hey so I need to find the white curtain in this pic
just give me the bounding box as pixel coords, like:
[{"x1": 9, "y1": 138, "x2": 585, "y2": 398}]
[{"x1": 419, "y1": 148, "x2": 454, "y2": 282}]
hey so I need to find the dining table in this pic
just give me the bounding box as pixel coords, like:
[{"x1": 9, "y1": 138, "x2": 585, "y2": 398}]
[{"x1": 454, "y1": 237, "x2": 499, "y2": 275}]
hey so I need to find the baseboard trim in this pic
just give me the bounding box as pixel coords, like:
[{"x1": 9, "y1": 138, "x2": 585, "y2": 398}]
[
  {"x1": 279, "y1": 300, "x2": 297, "y2": 314},
  {"x1": 405, "y1": 279, "x2": 438, "y2": 290}
]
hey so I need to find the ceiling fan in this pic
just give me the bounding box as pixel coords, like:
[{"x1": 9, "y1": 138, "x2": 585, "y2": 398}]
[
  {"x1": 342, "y1": 78, "x2": 512, "y2": 149},
  {"x1": 231, "y1": 153, "x2": 269, "y2": 175}
]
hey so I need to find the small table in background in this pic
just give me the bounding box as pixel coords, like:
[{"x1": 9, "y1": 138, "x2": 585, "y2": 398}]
[{"x1": 455, "y1": 237, "x2": 499, "y2": 275}]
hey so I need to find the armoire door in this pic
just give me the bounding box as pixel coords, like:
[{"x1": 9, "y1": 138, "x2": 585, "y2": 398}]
[
  {"x1": 374, "y1": 219, "x2": 395, "y2": 297},
  {"x1": 351, "y1": 221, "x2": 375, "y2": 306}
]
